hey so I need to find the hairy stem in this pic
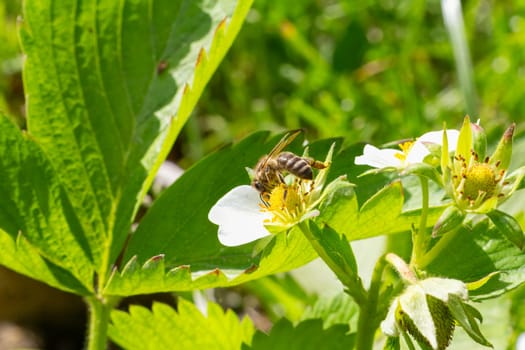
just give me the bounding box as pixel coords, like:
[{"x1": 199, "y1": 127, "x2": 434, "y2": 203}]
[
  {"x1": 355, "y1": 255, "x2": 388, "y2": 350},
  {"x1": 410, "y1": 175, "x2": 430, "y2": 269},
  {"x1": 85, "y1": 296, "x2": 116, "y2": 350}
]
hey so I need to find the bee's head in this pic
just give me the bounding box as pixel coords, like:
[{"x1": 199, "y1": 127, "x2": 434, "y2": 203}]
[{"x1": 252, "y1": 179, "x2": 266, "y2": 193}]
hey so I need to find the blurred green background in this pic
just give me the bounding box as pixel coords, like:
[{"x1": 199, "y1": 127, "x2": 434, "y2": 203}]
[{"x1": 2, "y1": 0, "x2": 524, "y2": 166}]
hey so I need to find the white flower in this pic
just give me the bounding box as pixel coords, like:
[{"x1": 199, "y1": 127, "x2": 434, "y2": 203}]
[
  {"x1": 209, "y1": 143, "x2": 336, "y2": 247},
  {"x1": 208, "y1": 185, "x2": 274, "y2": 246},
  {"x1": 209, "y1": 182, "x2": 322, "y2": 247},
  {"x1": 381, "y1": 277, "x2": 467, "y2": 349},
  {"x1": 355, "y1": 129, "x2": 459, "y2": 169}
]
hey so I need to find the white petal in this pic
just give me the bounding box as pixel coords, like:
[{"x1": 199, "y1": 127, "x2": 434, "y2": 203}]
[
  {"x1": 354, "y1": 144, "x2": 402, "y2": 168},
  {"x1": 420, "y1": 277, "x2": 468, "y2": 302},
  {"x1": 419, "y1": 129, "x2": 459, "y2": 151},
  {"x1": 208, "y1": 185, "x2": 272, "y2": 246},
  {"x1": 406, "y1": 141, "x2": 431, "y2": 164},
  {"x1": 381, "y1": 298, "x2": 400, "y2": 336},
  {"x1": 399, "y1": 285, "x2": 438, "y2": 349}
]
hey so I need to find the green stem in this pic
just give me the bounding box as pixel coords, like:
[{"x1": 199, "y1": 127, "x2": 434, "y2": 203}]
[
  {"x1": 418, "y1": 226, "x2": 462, "y2": 269},
  {"x1": 355, "y1": 255, "x2": 388, "y2": 350},
  {"x1": 411, "y1": 175, "x2": 430, "y2": 268},
  {"x1": 85, "y1": 296, "x2": 113, "y2": 350},
  {"x1": 297, "y1": 222, "x2": 367, "y2": 305}
]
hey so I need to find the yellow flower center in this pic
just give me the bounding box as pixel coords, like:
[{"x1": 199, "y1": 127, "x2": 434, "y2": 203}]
[
  {"x1": 394, "y1": 141, "x2": 414, "y2": 162},
  {"x1": 261, "y1": 183, "x2": 306, "y2": 225},
  {"x1": 463, "y1": 163, "x2": 497, "y2": 200}
]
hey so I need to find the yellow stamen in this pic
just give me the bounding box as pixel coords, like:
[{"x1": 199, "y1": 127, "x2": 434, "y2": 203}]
[
  {"x1": 394, "y1": 141, "x2": 414, "y2": 162},
  {"x1": 262, "y1": 183, "x2": 306, "y2": 225}
]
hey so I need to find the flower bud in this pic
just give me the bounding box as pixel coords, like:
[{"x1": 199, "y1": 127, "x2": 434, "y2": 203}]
[
  {"x1": 471, "y1": 122, "x2": 487, "y2": 162},
  {"x1": 381, "y1": 277, "x2": 471, "y2": 350}
]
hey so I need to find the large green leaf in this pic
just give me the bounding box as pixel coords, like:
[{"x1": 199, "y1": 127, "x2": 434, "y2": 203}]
[
  {"x1": 242, "y1": 318, "x2": 355, "y2": 350},
  {"x1": 15, "y1": 0, "x2": 251, "y2": 291},
  {"x1": 109, "y1": 299, "x2": 254, "y2": 350},
  {"x1": 426, "y1": 218, "x2": 525, "y2": 300},
  {"x1": 300, "y1": 292, "x2": 359, "y2": 331},
  {"x1": 0, "y1": 115, "x2": 93, "y2": 293}
]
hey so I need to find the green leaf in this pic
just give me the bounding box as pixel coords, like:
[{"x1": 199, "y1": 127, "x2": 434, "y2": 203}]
[
  {"x1": 466, "y1": 272, "x2": 499, "y2": 292},
  {"x1": 0, "y1": 115, "x2": 93, "y2": 292},
  {"x1": 109, "y1": 299, "x2": 254, "y2": 350},
  {"x1": 432, "y1": 206, "x2": 465, "y2": 237},
  {"x1": 242, "y1": 318, "x2": 355, "y2": 350},
  {"x1": 300, "y1": 292, "x2": 359, "y2": 331},
  {"x1": 105, "y1": 226, "x2": 317, "y2": 295},
  {"x1": 19, "y1": 0, "x2": 252, "y2": 289},
  {"x1": 449, "y1": 296, "x2": 509, "y2": 350},
  {"x1": 0, "y1": 231, "x2": 91, "y2": 295},
  {"x1": 308, "y1": 223, "x2": 359, "y2": 286},
  {"x1": 447, "y1": 294, "x2": 492, "y2": 348},
  {"x1": 335, "y1": 180, "x2": 445, "y2": 241},
  {"x1": 487, "y1": 209, "x2": 524, "y2": 250},
  {"x1": 426, "y1": 218, "x2": 525, "y2": 300}
]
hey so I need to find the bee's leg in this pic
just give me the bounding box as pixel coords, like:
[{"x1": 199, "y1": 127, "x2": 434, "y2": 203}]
[
  {"x1": 260, "y1": 192, "x2": 271, "y2": 207},
  {"x1": 277, "y1": 172, "x2": 286, "y2": 184},
  {"x1": 304, "y1": 157, "x2": 328, "y2": 170}
]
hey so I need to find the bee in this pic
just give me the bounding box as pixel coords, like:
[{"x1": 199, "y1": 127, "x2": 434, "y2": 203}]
[{"x1": 252, "y1": 129, "x2": 327, "y2": 195}]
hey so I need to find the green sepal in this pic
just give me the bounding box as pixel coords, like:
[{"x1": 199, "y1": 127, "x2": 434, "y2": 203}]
[
  {"x1": 487, "y1": 210, "x2": 524, "y2": 250},
  {"x1": 471, "y1": 122, "x2": 487, "y2": 162},
  {"x1": 432, "y1": 206, "x2": 465, "y2": 237},
  {"x1": 447, "y1": 294, "x2": 493, "y2": 348},
  {"x1": 473, "y1": 196, "x2": 499, "y2": 214},
  {"x1": 454, "y1": 116, "x2": 473, "y2": 174},
  {"x1": 383, "y1": 336, "x2": 401, "y2": 350},
  {"x1": 489, "y1": 123, "x2": 515, "y2": 171},
  {"x1": 441, "y1": 126, "x2": 450, "y2": 184}
]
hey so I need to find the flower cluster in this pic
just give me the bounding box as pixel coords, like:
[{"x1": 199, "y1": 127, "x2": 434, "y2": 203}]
[{"x1": 207, "y1": 120, "x2": 521, "y2": 349}]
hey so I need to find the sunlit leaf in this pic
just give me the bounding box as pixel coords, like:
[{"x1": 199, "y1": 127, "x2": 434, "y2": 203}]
[
  {"x1": 300, "y1": 292, "x2": 359, "y2": 331},
  {"x1": 0, "y1": 115, "x2": 93, "y2": 292},
  {"x1": 426, "y1": 218, "x2": 525, "y2": 300},
  {"x1": 242, "y1": 318, "x2": 355, "y2": 350},
  {"x1": 448, "y1": 294, "x2": 492, "y2": 347},
  {"x1": 15, "y1": 0, "x2": 251, "y2": 292},
  {"x1": 487, "y1": 209, "x2": 524, "y2": 250},
  {"x1": 109, "y1": 299, "x2": 254, "y2": 350}
]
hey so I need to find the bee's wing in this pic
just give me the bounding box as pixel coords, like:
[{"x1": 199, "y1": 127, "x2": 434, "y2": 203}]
[{"x1": 266, "y1": 129, "x2": 302, "y2": 159}]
